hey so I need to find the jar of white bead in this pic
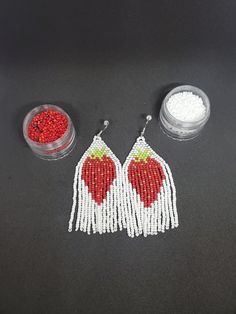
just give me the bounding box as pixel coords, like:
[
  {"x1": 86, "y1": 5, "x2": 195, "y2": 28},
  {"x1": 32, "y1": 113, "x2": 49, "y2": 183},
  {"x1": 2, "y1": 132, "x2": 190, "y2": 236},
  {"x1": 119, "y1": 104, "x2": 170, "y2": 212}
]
[{"x1": 160, "y1": 85, "x2": 210, "y2": 140}]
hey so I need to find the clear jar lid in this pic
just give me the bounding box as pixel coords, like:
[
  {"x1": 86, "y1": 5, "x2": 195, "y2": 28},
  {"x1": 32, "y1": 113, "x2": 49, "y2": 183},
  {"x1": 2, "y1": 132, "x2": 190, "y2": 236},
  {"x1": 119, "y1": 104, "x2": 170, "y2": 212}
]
[
  {"x1": 160, "y1": 85, "x2": 210, "y2": 140},
  {"x1": 23, "y1": 104, "x2": 76, "y2": 160}
]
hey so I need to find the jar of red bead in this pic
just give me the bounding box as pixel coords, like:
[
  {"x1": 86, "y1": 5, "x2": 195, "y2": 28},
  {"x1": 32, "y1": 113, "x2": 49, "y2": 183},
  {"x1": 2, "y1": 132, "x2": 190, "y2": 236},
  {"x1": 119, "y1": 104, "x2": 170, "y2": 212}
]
[{"x1": 23, "y1": 104, "x2": 76, "y2": 160}]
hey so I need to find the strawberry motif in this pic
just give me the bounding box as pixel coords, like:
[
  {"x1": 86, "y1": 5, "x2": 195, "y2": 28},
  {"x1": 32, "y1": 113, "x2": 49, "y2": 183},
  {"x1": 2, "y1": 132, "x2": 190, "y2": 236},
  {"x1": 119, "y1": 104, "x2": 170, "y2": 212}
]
[
  {"x1": 82, "y1": 146, "x2": 116, "y2": 205},
  {"x1": 128, "y1": 148, "x2": 165, "y2": 208}
]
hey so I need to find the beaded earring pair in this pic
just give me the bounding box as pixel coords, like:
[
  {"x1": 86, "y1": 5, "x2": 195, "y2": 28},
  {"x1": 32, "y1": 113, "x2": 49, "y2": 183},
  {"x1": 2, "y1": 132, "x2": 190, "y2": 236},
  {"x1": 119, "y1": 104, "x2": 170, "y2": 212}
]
[{"x1": 68, "y1": 115, "x2": 178, "y2": 237}]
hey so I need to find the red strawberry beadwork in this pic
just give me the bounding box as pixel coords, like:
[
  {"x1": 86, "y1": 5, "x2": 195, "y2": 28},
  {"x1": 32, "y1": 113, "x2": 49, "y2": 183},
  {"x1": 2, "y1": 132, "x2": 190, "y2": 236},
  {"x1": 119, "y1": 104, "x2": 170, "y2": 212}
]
[
  {"x1": 128, "y1": 148, "x2": 165, "y2": 208},
  {"x1": 82, "y1": 147, "x2": 116, "y2": 205}
]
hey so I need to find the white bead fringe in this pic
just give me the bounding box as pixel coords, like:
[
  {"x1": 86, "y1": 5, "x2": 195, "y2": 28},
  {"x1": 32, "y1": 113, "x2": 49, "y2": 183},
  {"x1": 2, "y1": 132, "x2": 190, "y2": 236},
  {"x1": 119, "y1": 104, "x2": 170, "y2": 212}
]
[
  {"x1": 68, "y1": 135, "x2": 178, "y2": 238},
  {"x1": 68, "y1": 136, "x2": 125, "y2": 234},
  {"x1": 122, "y1": 136, "x2": 178, "y2": 237}
]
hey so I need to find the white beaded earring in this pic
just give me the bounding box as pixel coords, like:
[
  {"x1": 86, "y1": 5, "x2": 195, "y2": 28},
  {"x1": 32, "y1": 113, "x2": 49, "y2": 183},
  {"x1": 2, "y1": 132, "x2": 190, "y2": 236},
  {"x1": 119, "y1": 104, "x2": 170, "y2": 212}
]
[
  {"x1": 68, "y1": 120, "x2": 125, "y2": 234},
  {"x1": 122, "y1": 115, "x2": 179, "y2": 237}
]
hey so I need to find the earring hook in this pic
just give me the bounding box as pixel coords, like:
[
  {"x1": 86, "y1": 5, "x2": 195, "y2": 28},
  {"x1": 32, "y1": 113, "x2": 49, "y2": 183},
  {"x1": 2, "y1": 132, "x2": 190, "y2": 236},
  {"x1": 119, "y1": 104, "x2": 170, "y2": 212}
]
[
  {"x1": 97, "y1": 120, "x2": 109, "y2": 137},
  {"x1": 141, "y1": 115, "x2": 152, "y2": 137}
]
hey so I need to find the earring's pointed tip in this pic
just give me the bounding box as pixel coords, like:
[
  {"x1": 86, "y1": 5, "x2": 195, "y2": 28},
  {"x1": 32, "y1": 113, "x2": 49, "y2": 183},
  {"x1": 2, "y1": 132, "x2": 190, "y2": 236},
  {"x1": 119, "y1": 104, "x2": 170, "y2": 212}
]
[
  {"x1": 104, "y1": 120, "x2": 109, "y2": 126},
  {"x1": 146, "y1": 115, "x2": 152, "y2": 121}
]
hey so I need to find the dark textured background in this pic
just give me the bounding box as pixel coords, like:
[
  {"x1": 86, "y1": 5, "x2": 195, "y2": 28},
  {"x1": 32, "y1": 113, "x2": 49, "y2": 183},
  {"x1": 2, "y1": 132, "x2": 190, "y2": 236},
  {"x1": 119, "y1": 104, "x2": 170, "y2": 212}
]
[{"x1": 0, "y1": 1, "x2": 235, "y2": 313}]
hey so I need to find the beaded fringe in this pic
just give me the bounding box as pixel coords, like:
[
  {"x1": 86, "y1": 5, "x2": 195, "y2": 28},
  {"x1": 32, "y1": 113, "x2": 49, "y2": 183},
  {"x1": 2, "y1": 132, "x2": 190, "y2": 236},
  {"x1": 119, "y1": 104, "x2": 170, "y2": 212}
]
[
  {"x1": 122, "y1": 136, "x2": 178, "y2": 237},
  {"x1": 68, "y1": 136, "x2": 125, "y2": 234},
  {"x1": 68, "y1": 135, "x2": 178, "y2": 237}
]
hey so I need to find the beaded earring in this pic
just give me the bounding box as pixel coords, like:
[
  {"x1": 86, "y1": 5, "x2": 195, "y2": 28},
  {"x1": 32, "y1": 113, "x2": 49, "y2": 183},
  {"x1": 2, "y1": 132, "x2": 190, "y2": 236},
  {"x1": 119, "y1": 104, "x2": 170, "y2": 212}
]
[
  {"x1": 122, "y1": 115, "x2": 179, "y2": 237},
  {"x1": 68, "y1": 120, "x2": 125, "y2": 234}
]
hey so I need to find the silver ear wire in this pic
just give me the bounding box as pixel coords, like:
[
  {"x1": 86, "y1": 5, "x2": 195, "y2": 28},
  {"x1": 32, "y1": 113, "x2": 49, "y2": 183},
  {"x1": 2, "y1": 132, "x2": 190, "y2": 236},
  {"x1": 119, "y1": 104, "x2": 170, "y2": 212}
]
[
  {"x1": 97, "y1": 120, "x2": 109, "y2": 137},
  {"x1": 141, "y1": 115, "x2": 152, "y2": 137}
]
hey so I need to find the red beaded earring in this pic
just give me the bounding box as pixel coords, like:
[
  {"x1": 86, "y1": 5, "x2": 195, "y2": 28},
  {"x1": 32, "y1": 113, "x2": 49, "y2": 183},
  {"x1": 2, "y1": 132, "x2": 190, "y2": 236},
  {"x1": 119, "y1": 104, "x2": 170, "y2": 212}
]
[
  {"x1": 68, "y1": 121, "x2": 125, "y2": 234},
  {"x1": 122, "y1": 115, "x2": 179, "y2": 237}
]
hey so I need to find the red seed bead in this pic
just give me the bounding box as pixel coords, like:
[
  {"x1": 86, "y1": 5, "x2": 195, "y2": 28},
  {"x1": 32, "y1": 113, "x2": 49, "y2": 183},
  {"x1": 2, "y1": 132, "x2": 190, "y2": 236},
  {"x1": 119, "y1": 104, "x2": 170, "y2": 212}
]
[{"x1": 28, "y1": 109, "x2": 68, "y2": 143}]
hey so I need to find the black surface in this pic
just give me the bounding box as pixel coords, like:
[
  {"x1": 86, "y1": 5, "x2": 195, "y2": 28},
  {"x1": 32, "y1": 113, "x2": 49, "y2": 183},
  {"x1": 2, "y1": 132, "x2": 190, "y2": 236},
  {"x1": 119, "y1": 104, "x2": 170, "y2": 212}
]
[{"x1": 0, "y1": 1, "x2": 236, "y2": 313}]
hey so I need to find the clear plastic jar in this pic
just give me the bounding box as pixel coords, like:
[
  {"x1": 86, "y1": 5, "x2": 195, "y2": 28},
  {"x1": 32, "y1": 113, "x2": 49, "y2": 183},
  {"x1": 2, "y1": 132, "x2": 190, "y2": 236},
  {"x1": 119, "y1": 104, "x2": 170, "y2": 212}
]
[
  {"x1": 23, "y1": 104, "x2": 76, "y2": 160},
  {"x1": 160, "y1": 85, "x2": 210, "y2": 140}
]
